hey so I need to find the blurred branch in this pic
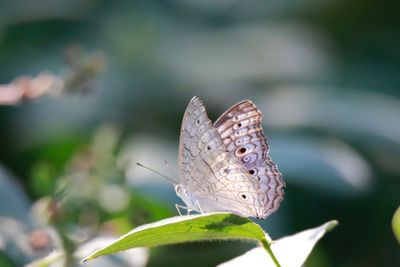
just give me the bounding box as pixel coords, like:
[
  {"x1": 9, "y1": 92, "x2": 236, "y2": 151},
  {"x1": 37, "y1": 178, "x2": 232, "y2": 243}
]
[
  {"x1": 0, "y1": 48, "x2": 106, "y2": 105},
  {"x1": 0, "y1": 72, "x2": 62, "y2": 105},
  {"x1": 63, "y1": 46, "x2": 106, "y2": 94}
]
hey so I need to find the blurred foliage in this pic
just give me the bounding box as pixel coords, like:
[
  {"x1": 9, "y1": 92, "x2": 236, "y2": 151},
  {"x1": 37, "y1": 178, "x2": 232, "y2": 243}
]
[
  {"x1": 0, "y1": 0, "x2": 399, "y2": 266},
  {"x1": 393, "y1": 207, "x2": 400, "y2": 244}
]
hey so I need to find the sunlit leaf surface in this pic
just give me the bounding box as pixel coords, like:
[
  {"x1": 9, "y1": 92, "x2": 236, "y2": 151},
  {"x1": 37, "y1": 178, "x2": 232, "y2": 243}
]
[
  {"x1": 81, "y1": 213, "x2": 275, "y2": 263},
  {"x1": 218, "y1": 220, "x2": 338, "y2": 267},
  {"x1": 75, "y1": 237, "x2": 149, "y2": 267}
]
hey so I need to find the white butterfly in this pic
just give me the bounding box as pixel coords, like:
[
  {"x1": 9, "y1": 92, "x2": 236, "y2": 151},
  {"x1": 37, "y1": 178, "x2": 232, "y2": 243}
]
[{"x1": 175, "y1": 96, "x2": 285, "y2": 219}]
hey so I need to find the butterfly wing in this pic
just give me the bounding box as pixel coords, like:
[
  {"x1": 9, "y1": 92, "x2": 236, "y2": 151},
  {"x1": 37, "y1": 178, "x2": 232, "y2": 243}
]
[
  {"x1": 178, "y1": 96, "x2": 272, "y2": 218},
  {"x1": 178, "y1": 96, "x2": 225, "y2": 194},
  {"x1": 214, "y1": 100, "x2": 285, "y2": 217}
]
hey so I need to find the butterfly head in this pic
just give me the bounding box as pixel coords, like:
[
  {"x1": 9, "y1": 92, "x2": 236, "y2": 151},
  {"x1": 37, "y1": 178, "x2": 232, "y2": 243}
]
[
  {"x1": 174, "y1": 184, "x2": 198, "y2": 211},
  {"x1": 174, "y1": 184, "x2": 184, "y2": 197}
]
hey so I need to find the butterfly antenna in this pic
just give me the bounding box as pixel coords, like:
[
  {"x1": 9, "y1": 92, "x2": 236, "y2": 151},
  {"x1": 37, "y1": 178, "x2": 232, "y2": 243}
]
[
  {"x1": 136, "y1": 162, "x2": 177, "y2": 185},
  {"x1": 163, "y1": 160, "x2": 179, "y2": 180}
]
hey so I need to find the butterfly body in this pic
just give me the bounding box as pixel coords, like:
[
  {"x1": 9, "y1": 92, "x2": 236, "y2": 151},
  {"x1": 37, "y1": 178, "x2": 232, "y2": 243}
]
[{"x1": 176, "y1": 96, "x2": 285, "y2": 219}]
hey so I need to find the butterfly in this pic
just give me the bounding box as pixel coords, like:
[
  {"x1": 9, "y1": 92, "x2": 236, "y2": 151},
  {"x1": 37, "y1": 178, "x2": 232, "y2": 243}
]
[{"x1": 174, "y1": 96, "x2": 285, "y2": 219}]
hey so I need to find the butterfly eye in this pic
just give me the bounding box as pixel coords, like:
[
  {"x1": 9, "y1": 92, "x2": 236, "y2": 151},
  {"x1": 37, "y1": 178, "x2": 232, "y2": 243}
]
[
  {"x1": 224, "y1": 168, "x2": 230, "y2": 174},
  {"x1": 249, "y1": 169, "x2": 255, "y2": 175},
  {"x1": 175, "y1": 185, "x2": 182, "y2": 194},
  {"x1": 205, "y1": 145, "x2": 212, "y2": 151},
  {"x1": 237, "y1": 123, "x2": 242, "y2": 128},
  {"x1": 196, "y1": 119, "x2": 201, "y2": 126}
]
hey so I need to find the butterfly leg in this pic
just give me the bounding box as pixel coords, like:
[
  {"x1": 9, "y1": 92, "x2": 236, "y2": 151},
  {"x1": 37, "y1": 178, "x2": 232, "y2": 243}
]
[
  {"x1": 175, "y1": 204, "x2": 184, "y2": 216},
  {"x1": 195, "y1": 200, "x2": 204, "y2": 213},
  {"x1": 175, "y1": 204, "x2": 193, "y2": 216}
]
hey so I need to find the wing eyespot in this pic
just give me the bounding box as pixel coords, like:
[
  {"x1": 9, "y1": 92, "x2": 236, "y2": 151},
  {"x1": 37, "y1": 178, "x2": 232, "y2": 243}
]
[
  {"x1": 235, "y1": 146, "x2": 247, "y2": 157},
  {"x1": 235, "y1": 138, "x2": 243, "y2": 145},
  {"x1": 239, "y1": 193, "x2": 248, "y2": 200}
]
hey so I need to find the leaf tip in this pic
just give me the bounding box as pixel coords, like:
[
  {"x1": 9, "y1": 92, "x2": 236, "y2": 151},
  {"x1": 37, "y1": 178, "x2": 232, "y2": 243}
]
[
  {"x1": 80, "y1": 255, "x2": 94, "y2": 263},
  {"x1": 326, "y1": 220, "x2": 339, "y2": 232}
]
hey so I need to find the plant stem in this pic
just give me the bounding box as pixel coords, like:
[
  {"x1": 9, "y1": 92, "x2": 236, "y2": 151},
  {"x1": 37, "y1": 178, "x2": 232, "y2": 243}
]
[{"x1": 260, "y1": 237, "x2": 281, "y2": 267}]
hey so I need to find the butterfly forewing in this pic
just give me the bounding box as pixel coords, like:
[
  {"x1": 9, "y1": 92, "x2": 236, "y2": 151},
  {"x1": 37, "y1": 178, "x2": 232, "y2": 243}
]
[
  {"x1": 178, "y1": 96, "x2": 224, "y2": 189},
  {"x1": 214, "y1": 100, "x2": 285, "y2": 217}
]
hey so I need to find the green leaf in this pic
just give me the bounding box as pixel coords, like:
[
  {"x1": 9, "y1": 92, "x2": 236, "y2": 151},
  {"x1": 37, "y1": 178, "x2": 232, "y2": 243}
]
[
  {"x1": 81, "y1": 212, "x2": 280, "y2": 266},
  {"x1": 218, "y1": 220, "x2": 338, "y2": 267},
  {"x1": 392, "y1": 206, "x2": 400, "y2": 244}
]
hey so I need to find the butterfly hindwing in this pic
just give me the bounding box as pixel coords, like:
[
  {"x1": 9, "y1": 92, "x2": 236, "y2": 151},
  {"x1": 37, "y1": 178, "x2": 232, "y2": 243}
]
[{"x1": 214, "y1": 100, "x2": 285, "y2": 217}]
